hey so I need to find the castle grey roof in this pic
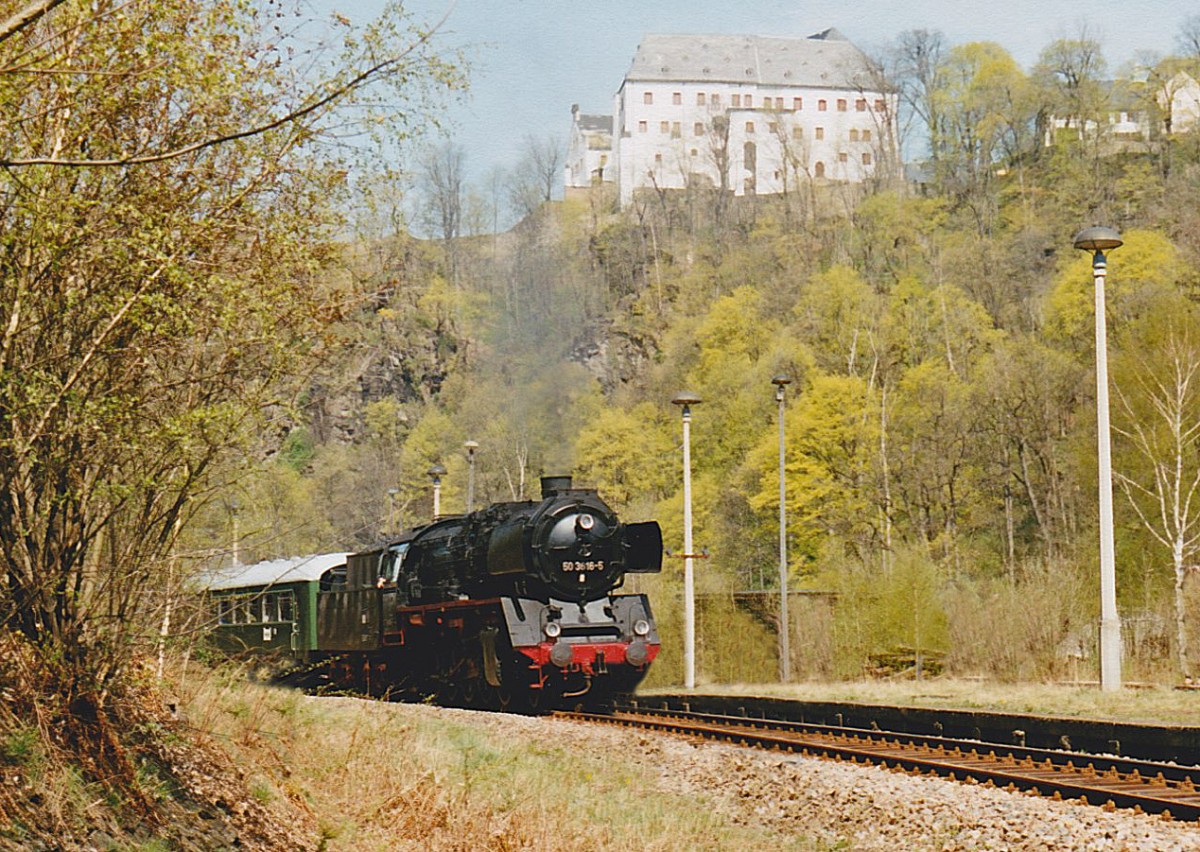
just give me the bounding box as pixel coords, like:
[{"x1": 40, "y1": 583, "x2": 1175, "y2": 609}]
[
  {"x1": 198, "y1": 552, "x2": 351, "y2": 592},
  {"x1": 625, "y1": 31, "x2": 873, "y2": 90},
  {"x1": 577, "y1": 114, "x2": 613, "y2": 134}
]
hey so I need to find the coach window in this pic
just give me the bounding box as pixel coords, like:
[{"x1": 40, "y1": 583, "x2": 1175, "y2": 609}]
[
  {"x1": 217, "y1": 598, "x2": 232, "y2": 625},
  {"x1": 279, "y1": 592, "x2": 294, "y2": 623}
]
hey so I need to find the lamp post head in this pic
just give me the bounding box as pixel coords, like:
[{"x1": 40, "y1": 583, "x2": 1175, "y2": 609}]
[
  {"x1": 427, "y1": 463, "x2": 447, "y2": 484},
  {"x1": 463, "y1": 439, "x2": 479, "y2": 455},
  {"x1": 672, "y1": 391, "x2": 702, "y2": 416},
  {"x1": 387, "y1": 487, "x2": 398, "y2": 499},
  {"x1": 1073, "y1": 226, "x2": 1122, "y2": 257},
  {"x1": 772, "y1": 374, "x2": 792, "y2": 401}
]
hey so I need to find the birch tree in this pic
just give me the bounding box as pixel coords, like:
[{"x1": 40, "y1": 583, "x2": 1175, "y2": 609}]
[{"x1": 1113, "y1": 307, "x2": 1200, "y2": 680}]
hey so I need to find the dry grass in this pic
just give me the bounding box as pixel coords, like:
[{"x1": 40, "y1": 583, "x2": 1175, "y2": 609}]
[
  {"x1": 177, "y1": 667, "x2": 827, "y2": 851},
  {"x1": 660, "y1": 678, "x2": 1200, "y2": 726}
]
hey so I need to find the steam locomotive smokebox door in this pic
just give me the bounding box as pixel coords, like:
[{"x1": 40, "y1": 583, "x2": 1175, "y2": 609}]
[{"x1": 624, "y1": 521, "x2": 664, "y2": 572}]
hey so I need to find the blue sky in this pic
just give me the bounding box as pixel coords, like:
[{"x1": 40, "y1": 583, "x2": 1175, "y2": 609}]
[{"x1": 318, "y1": 0, "x2": 1192, "y2": 184}]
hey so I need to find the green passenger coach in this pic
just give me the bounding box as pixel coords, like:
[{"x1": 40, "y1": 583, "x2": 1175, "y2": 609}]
[{"x1": 201, "y1": 553, "x2": 351, "y2": 658}]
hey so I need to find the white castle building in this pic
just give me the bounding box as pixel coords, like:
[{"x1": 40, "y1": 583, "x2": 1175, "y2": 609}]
[{"x1": 566, "y1": 29, "x2": 897, "y2": 206}]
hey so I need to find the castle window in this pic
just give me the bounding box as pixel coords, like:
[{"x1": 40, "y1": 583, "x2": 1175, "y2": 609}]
[
  {"x1": 793, "y1": 97, "x2": 803, "y2": 110},
  {"x1": 792, "y1": 126, "x2": 803, "y2": 140},
  {"x1": 697, "y1": 92, "x2": 706, "y2": 106},
  {"x1": 862, "y1": 129, "x2": 872, "y2": 141},
  {"x1": 862, "y1": 152, "x2": 872, "y2": 165},
  {"x1": 849, "y1": 129, "x2": 860, "y2": 142},
  {"x1": 875, "y1": 99, "x2": 886, "y2": 112},
  {"x1": 839, "y1": 152, "x2": 848, "y2": 163},
  {"x1": 744, "y1": 94, "x2": 753, "y2": 107},
  {"x1": 818, "y1": 99, "x2": 827, "y2": 111},
  {"x1": 711, "y1": 93, "x2": 721, "y2": 105},
  {"x1": 694, "y1": 122, "x2": 705, "y2": 136},
  {"x1": 745, "y1": 121, "x2": 755, "y2": 133},
  {"x1": 856, "y1": 98, "x2": 867, "y2": 111},
  {"x1": 673, "y1": 92, "x2": 682, "y2": 105},
  {"x1": 837, "y1": 99, "x2": 847, "y2": 112},
  {"x1": 732, "y1": 94, "x2": 741, "y2": 107},
  {"x1": 660, "y1": 121, "x2": 670, "y2": 133},
  {"x1": 815, "y1": 162, "x2": 825, "y2": 178},
  {"x1": 776, "y1": 97, "x2": 785, "y2": 109},
  {"x1": 769, "y1": 122, "x2": 778, "y2": 134},
  {"x1": 644, "y1": 91, "x2": 653, "y2": 105},
  {"x1": 638, "y1": 120, "x2": 647, "y2": 133},
  {"x1": 815, "y1": 126, "x2": 825, "y2": 140},
  {"x1": 671, "y1": 121, "x2": 681, "y2": 138}
]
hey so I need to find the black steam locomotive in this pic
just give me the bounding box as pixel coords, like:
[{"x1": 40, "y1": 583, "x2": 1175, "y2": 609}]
[{"x1": 205, "y1": 476, "x2": 663, "y2": 712}]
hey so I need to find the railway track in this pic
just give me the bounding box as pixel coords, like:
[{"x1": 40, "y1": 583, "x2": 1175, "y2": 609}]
[{"x1": 559, "y1": 704, "x2": 1200, "y2": 820}]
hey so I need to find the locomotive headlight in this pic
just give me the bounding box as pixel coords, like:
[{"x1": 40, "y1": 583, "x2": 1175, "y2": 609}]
[
  {"x1": 543, "y1": 620, "x2": 562, "y2": 639},
  {"x1": 632, "y1": 619, "x2": 651, "y2": 637},
  {"x1": 577, "y1": 513, "x2": 595, "y2": 531}
]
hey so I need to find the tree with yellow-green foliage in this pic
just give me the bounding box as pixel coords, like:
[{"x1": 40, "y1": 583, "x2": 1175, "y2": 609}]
[{"x1": 0, "y1": 0, "x2": 462, "y2": 706}]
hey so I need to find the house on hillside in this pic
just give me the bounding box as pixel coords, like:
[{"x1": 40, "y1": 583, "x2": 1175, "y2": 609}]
[
  {"x1": 1162, "y1": 70, "x2": 1200, "y2": 134},
  {"x1": 564, "y1": 105, "x2": 614, "y2": 190},
  {"x1": 1043, "y1": 71, "x2": 1200, "y2": 148},
  {"x1": 567, "y1": 29, "x2": 898, "y2": 207}
]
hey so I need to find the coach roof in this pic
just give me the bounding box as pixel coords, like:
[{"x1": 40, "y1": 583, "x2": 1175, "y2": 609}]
[
  {"x1": 199, "y1": 552, "x2": 351, "y2": 592},
  {"x1": 624, "y1": 30, "x2": 872, "y2": 90}
]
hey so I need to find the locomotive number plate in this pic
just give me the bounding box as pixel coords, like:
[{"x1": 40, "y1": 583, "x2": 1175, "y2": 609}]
[{"x1": 562, "y1": 560, "x2": 605, "y2": 573}]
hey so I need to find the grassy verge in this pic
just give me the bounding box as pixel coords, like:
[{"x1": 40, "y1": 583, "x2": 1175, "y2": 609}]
[{"x1": 179, "y1": 668, "x2": 828, "y2": 850}]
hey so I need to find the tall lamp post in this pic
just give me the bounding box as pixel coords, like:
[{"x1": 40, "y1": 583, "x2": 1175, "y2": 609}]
[
  {"x1": 464, "y1": 440, "x2": 479, "y2": 512},
  {"x1": 772, "y1": 375, "x2": 792, "y2": 683},
  {"x1": 1073, "y1": 226, "x2": 1123, "y2": 693},
  {"x1": 427, "y1": 463, "x2": 447, "y2": 519},
  {"x1": 672, "y1": 391, "x2": 702, "y2": 690},
  {"x1": 386, "y1": 487, "x2": 399, "y2": 535}
]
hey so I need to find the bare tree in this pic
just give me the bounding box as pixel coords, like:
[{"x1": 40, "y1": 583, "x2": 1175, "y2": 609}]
[
  {"x1": 507, "y1": 133, "x2": 564, "y2": 219},
  {"x1": 418, "y1": 142, "x2": 467, "y2": 282}
]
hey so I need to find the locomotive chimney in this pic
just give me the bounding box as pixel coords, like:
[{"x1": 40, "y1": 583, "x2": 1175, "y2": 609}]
[{"x1": 540, "y1": 475, "x2": 573, "y2": 498}]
